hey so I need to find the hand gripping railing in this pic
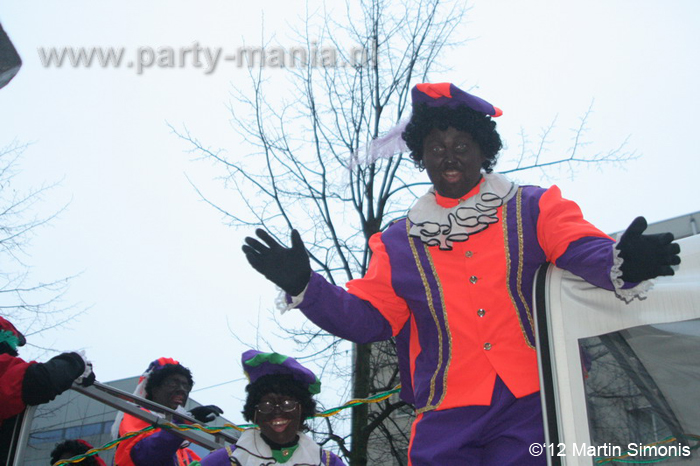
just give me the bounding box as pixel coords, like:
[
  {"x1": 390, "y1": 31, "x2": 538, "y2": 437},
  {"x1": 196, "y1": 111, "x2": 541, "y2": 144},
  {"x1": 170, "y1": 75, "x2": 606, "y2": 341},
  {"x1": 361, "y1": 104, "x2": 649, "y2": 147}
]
[
  {"x1": 70, "y1": 381, "x2": 239, "y2": 449},
  {"x1": 8, "y1": 380, "x2": 238, "y2": 466}
]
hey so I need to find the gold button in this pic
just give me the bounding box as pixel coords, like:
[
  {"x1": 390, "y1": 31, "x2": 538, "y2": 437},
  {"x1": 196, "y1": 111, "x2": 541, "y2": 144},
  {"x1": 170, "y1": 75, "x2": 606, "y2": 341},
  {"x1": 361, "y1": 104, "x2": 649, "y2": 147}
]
[
  {"x1": 484, "y1": 342, "x2": 492, "y2": 351},
  {"x1": 470, "y1": 275, "x2": 478, "y2": 284},
  {"x1": 465, "y1": 251, "x2": 473, "y2": 257},
  {"x1": 477, "y1": 309, "x2": 486, "y2": 317}
]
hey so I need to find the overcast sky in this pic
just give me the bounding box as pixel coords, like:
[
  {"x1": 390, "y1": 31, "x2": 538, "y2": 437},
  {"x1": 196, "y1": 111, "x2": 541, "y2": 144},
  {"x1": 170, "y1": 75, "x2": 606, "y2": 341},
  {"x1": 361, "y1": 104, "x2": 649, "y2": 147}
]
[{"x1": 1, "y1": 0, "x2": 698, "y2": 426}]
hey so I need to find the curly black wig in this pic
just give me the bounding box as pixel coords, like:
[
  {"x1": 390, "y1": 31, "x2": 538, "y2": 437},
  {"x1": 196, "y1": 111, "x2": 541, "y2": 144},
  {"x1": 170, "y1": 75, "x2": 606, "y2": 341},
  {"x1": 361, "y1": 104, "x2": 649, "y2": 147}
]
[
  {"x1": 242, "y1": 374, "x2": 317, "y2": 431},
  {"x1": 50, "y1": 439, "x2": 100, "y2": 466},
  {"x1": 402, "y1": 104, "x2": 503, "y2": 172},
  {"x1": 0, "y1": 341, "x2": 18, "y2": 357},
  {"x1": 144, "y1": 363, "x2": 194, "y2": 400}
]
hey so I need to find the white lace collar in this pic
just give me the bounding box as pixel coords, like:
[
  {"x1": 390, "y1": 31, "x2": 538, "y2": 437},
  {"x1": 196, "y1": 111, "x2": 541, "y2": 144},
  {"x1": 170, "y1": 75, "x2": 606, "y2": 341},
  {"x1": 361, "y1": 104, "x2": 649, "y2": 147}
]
[
  {"x1": 407, "y1": 172, "x2": 518, "y2": 250},
  {"x1": 230, "y1": 429, "x2": 323, "y2": 465}
]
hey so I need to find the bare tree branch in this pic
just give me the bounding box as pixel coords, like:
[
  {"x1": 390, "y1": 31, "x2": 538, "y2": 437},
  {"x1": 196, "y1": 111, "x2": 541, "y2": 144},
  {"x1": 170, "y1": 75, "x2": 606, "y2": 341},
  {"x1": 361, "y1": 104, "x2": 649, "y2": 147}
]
[
  {"x1": 174, "y1": 1, "x2": 635, "y2": 463},
  {"x1": 0, "y1": 141, "x2": 82, "y2": 345}
]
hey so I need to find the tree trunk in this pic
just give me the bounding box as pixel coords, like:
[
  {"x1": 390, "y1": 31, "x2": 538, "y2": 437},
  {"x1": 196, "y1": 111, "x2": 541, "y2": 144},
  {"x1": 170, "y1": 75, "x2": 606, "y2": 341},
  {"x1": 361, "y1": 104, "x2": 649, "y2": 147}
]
[{"x1": 350, "y1": 342, "x2": 372, "y2": 466}]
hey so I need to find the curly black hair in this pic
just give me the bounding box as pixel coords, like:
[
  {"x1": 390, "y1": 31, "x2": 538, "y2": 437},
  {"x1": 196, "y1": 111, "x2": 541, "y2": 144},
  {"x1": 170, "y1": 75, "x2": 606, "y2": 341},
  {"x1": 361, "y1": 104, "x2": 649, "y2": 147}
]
[
  {"x1": 50, "y1": 439, "x2": 100, "y2": 466},
  {"x1": 242, "y1": 374, "x2": 317, "y2": 431},
  {"x1": 0, "y1": 341, "x2": 18, "y2": 357},
  {"x1": 402, "y1": 104, "x2": 503, "y2": 172},
  {"x1": 144, "y1": 363, "x2": 194, "y2": 400}
]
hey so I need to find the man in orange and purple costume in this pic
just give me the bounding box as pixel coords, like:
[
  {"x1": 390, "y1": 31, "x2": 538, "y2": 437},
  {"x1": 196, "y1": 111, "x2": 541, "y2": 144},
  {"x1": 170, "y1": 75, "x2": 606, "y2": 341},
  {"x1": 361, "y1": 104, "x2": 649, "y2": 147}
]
[{"x1": 242, "y1": 83, "x2": 681, "y2": 465}]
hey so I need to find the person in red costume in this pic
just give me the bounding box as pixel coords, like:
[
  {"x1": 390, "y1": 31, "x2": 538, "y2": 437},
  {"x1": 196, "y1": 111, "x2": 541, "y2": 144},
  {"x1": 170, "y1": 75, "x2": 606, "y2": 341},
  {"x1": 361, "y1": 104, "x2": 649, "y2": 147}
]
[
  {"x1": 242, "y1": 83, "x2": 682, "y2": 465},
  {"x1": 113, "y1": 357, "x2": 223, "y2": 466},
  {"x1": 0, "y1": 316, "x2": 95, "y2": 465}
]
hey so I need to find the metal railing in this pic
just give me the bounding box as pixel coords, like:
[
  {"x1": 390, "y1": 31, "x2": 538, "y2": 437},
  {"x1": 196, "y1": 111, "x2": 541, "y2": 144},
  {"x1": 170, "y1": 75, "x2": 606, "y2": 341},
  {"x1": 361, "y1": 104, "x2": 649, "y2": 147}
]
[{"x1": 9, "y1": 381, "x2": 239, "y2": 466}]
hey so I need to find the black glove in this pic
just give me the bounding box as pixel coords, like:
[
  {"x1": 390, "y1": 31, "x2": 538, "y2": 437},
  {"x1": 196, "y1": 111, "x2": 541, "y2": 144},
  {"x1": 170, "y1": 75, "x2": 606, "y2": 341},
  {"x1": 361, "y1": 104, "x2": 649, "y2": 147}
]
[
  {"x1": 242, "y1": 229, "x2": 311, "y2": 296},
  {"x1": 76, "y1": 362, "x2": 96, "y2": 387},
  {"x1": 616, "y1": 216, "x2": 681, "y2": 283},
  {"x1": 188, "y1": 405, "x2": 224, "y2": 423},
  {"x1": 22, "y1": 352, "x2": 86, "y2": 406}
]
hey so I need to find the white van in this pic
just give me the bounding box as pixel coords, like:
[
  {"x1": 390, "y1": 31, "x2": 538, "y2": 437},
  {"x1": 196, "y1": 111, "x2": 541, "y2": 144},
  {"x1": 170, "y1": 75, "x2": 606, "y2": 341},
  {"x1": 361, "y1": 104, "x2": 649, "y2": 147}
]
[{"x1": 535, "y1": 232, "x2": 700, "y2": 466}]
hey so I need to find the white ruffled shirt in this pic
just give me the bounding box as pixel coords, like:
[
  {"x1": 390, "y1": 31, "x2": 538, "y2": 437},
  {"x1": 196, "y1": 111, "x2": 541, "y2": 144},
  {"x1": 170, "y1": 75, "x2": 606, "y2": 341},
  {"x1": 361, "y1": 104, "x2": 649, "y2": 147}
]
[{"x1": 227, "y1": 429, "x2": 327, "y2": 465}]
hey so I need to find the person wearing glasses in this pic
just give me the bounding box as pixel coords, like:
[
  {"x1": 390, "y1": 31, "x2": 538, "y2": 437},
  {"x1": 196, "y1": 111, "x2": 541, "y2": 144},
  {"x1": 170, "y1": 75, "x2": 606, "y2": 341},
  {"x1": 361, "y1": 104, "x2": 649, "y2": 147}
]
[
  {"x1": 113, "y1": 358, "x2": 223, "y2": 466},
  {"x1": 194, "y1": 350, "x2": 345, "y2": 466}
]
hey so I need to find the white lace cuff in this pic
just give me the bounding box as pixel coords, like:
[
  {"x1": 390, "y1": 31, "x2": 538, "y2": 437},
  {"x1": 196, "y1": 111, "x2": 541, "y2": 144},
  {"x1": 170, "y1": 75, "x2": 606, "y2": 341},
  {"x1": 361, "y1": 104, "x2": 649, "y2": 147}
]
[
  {"x1": 75, "y1": 350, "x2": 93, "y2": 381},
  {"x1": 610, "y1": 245, "x2": 654, "y2": 303},
  {"x1": 275, "y1": 284, "x2": 308, "y2": 314}
]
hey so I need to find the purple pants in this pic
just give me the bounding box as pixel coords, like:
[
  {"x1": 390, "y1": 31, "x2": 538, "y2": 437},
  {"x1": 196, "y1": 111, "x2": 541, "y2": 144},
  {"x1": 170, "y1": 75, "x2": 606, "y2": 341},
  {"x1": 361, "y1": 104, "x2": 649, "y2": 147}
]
[{"x1": 408, "y1": 377, "x2": 546, "y2": 466}]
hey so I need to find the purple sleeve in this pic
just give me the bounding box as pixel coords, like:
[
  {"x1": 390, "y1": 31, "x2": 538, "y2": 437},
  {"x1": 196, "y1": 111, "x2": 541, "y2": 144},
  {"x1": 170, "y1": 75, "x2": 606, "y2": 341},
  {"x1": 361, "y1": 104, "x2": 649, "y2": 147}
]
[
  {"x1": 322, "y1": 450, "x2": 348, "y2": 466},
  {"x1": 557, "y1": 236, "x2": 640, "y2": 290},
  {"x1": 130, "y1": 428, "x2": 182, "y2": 465},
  {"x1": 296, "y1": 272, "x2": 393, "y2": 344},
  {"x1": 555, "y1": 236, "x2": 620, "y2": 290},
  {"x1": 200, "y1": 447, "x2": 233, "y2": 466}
]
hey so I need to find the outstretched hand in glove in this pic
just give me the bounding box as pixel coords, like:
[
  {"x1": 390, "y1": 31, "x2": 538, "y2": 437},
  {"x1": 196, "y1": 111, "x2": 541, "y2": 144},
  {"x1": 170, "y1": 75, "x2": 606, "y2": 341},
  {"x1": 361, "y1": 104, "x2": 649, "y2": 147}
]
[
  {"x1": 242, "y1": 229, "x2": 311, "y2": 296},
  {"x1": 617, "y1": 216, "x2": 681, "y2": 283}
]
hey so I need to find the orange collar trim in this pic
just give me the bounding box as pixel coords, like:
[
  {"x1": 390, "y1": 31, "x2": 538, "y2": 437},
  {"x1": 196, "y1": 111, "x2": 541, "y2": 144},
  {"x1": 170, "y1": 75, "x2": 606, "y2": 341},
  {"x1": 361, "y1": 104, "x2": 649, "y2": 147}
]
[{"x1": 434, "y1": 177, "x2": 485, "y2": 208}]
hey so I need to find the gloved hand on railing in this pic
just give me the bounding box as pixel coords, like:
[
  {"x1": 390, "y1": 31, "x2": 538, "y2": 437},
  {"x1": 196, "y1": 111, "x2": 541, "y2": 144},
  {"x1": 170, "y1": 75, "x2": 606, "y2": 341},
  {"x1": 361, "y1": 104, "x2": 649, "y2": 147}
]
[
  {"x1": 22, "y1": 352, "x2": 91, "y2": 405},
  {"x1": 188, "y1": 404, "x2": 224, "y2": 423}
]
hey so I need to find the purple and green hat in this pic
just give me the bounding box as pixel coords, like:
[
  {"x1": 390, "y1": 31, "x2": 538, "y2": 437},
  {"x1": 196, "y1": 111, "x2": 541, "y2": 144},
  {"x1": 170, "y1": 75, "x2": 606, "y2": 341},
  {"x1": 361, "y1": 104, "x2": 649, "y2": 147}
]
[
  {"x1": 411, "y1": 82, "x2": 502, "y2": 117},
  {"x1": 242, "y1": 350, "x2": 321, "y2": 395},
  {"x1": 349, "y1": 81, "x2": 502, "y2": 168}
]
